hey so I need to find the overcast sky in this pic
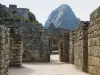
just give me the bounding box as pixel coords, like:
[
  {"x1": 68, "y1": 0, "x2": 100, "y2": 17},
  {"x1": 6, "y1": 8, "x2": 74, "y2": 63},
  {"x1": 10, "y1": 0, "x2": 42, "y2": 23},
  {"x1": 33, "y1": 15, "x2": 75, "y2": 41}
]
[{"x1": 1, "y1": 0, "x2": 100, "y2": 25}]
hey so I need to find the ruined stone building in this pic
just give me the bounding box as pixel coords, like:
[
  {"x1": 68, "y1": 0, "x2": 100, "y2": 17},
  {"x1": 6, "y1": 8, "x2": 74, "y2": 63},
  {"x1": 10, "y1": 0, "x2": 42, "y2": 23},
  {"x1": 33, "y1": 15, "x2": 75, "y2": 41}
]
[
  {"x1": 18, "y1": 23, "x2": 49, "y2": 62},
  {"x1": 1, "y1": 3, "x2": 100, "y2": 75},
  {"x1": 61, "y1": 6, "x2": 100, "y2": 75},
  {"x1": 0, "y1": 4, "x2": 50, "y2": 75},
  {"x1": 45, "y1": 6, "x2": 100, "y2": 75},
  {"x1": 45, "y1": 23, "x2": 70, "y2": 54}
]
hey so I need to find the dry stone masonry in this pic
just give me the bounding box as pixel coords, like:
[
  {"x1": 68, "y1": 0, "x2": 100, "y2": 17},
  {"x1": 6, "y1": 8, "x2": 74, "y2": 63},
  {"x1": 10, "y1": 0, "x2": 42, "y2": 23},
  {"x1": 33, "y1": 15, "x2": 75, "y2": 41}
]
[
  {"x1": 58, "y1": 32, "x2": 70, "y2": 62},
  {"x1": 73, "y1": 21, "x2": 89, "y2": 72},
  {"x1": 68, "y1": 6, "x2": 100, "y2": 75},
  {"x1": 0, "y1": 25, "x2": 23, "y2": 75},
  {"x1": 88, "y1": 6, "x2": 100, "y2": 75},
  {"x1": 9, "y1": 28, "x2": 23, "y2": 67},
  {"x1": 0, "y1": 3, "x2": 50, "y2": 75},
  {"x1": 69, "y1": 31, "x2": 75, "y2": 64},
  {"x1": 45, "y1": 6, "x2": 100, "y2": 75},
  {"x1": 0, "y1": 25, "x2": 10, "y2": 75},
  {"x1": 48, "y1": 6, "x2": 100, "y2": 75},
  {"x1": 1, "y1": 3, "x2": 100, "y2": 75},
  {"x1": 0, "y1": 4, "x2": 23, "y2": 75},
  {"x1": 18, "y1": 23, "x2": 50, "y2": 62}
]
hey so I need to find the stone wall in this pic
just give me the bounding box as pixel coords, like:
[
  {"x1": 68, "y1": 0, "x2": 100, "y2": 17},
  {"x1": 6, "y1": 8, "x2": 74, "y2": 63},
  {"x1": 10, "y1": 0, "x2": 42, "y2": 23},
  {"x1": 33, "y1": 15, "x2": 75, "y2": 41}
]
[
  {"x1": 9, "y1": 28, "x2": 23, "y2": 67},
  {"x1": 18, "y1": 23, "x2": 50, "y2": 62},
  {"x1": 0, "y1": 25, "x2": 23, "y2": 75},
  {"x1": 88, "y1": 6, "x2": 100, "y2": 75},
  {"x1": 8, "y1": 4, "x2": 29, "y2": 19},
  {"x1": 0, "y1": 23, "x2": 49, "y2": 75},
  {"x1": 73, "y1": 21, "x2": 89, "y2": 72},
  {"x1": 1, "y1": 3, "x2": 100, "y2": 75},
  {"x1": 0, "y1": 25, "x2": 10, "y2": 75},
  {"x1": 69, "y1": 31, "x2": 75, "y2": 64},
  {"x1": 68, "y1": 7, "x2": 100, "y2": 75},
  {"x1": 58, "y1": 32, "x2": 70, "y2": 62},
  {"x1": 41, "y1": 32, "x2": 50, "y2": 62},
  {"x1": 58, "y1": 38, "x2": 63, "y2": 62}
]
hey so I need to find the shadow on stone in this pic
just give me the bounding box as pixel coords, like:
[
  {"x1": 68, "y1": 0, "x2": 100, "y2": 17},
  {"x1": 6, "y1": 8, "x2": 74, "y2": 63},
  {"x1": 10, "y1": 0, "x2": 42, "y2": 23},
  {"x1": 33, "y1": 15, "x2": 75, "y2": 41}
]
[{"x1": 9, "y1": 66, "x2": 34, "y2": 75}]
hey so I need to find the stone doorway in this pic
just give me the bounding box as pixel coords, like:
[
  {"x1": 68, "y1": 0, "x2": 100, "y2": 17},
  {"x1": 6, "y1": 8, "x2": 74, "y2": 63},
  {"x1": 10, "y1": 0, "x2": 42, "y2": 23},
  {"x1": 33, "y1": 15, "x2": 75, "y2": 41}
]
[{"x1": 49, "y1": 34, "x2": 70, "y2": 63}]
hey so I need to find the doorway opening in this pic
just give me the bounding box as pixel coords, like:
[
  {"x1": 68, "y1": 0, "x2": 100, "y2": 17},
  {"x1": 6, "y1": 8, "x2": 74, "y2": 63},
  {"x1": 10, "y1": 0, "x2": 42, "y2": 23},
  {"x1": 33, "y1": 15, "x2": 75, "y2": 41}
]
[{"x1": 49, "y1": 39, "x2": 60, "y2": 63}]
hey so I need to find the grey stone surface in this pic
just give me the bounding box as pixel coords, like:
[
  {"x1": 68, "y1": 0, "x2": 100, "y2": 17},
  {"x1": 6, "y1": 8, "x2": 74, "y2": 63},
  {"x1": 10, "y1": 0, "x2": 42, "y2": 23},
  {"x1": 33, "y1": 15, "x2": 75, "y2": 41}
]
[{"x1": 69, "y1": 21, "x2": 89, "y2": 72}]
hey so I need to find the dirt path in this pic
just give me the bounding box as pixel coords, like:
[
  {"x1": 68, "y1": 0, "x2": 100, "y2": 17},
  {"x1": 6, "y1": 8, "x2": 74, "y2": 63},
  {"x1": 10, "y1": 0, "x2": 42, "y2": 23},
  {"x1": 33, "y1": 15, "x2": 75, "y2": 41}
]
[{"x1": 9, "y1": 55, "x2": 89, "y2": 75}]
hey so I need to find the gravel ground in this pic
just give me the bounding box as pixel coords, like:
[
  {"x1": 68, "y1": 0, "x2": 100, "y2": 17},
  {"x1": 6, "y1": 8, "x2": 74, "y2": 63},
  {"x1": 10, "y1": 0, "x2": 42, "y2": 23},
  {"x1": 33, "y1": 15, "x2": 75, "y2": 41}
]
[{"x1": 9, "y1": 55, "x2": 89, "y2": 75}]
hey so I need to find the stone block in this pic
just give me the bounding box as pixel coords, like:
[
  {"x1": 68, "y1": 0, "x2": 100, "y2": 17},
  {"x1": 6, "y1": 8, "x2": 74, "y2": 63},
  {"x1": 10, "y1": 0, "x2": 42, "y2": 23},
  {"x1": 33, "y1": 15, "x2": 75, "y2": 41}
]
[{"x1": 88, "y1": 66, "x2": 96, "y2": 75}]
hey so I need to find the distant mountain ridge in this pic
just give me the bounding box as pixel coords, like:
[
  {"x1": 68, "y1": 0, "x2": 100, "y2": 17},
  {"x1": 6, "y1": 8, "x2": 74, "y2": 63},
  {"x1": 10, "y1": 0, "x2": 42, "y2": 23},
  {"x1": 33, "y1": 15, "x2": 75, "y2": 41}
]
[{"x1": 44, "y1": 4, "x2": 80, "y2": 30}]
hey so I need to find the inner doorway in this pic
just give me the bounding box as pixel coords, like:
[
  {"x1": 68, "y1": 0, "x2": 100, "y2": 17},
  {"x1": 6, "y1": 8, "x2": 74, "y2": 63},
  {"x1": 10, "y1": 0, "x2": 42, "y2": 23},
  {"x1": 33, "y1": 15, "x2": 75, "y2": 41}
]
[
  {"x1": 49, "y1": 39, "x2": 60, "y2": 63},
  {"x1": 49, "y1": 37, "x2": 69, "y2": 63}
]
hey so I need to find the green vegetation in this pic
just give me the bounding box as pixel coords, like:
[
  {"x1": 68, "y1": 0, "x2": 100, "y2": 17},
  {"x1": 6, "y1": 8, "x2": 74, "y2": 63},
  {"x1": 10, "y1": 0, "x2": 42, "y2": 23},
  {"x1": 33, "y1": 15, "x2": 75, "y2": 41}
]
[
  {"x1": 28, "y1": 12, "x2": 40, "y2": 24},
  {"x1": 11, "y1": 12, "x2": 39, "y2": 24},
  {"x1": 13, "y1": 15, "x2": 30, "y2": 22},
  {"x1": 28, "y1": 12, "x2": 36, "y2": 22},
  {"x1": 31, "y1": 20, "x2": 39, "y2": 24},
  {"x1": 95, "y1": 13, "x2": 100, "y2": 19}
]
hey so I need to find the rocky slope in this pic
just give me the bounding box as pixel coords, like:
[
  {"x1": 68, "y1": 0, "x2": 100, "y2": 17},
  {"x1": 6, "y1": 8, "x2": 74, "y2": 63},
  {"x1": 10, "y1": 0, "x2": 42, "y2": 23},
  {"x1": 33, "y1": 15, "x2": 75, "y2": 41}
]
[{"x1": 44, "y1": 4, "x2": 80, "y2": 30}]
